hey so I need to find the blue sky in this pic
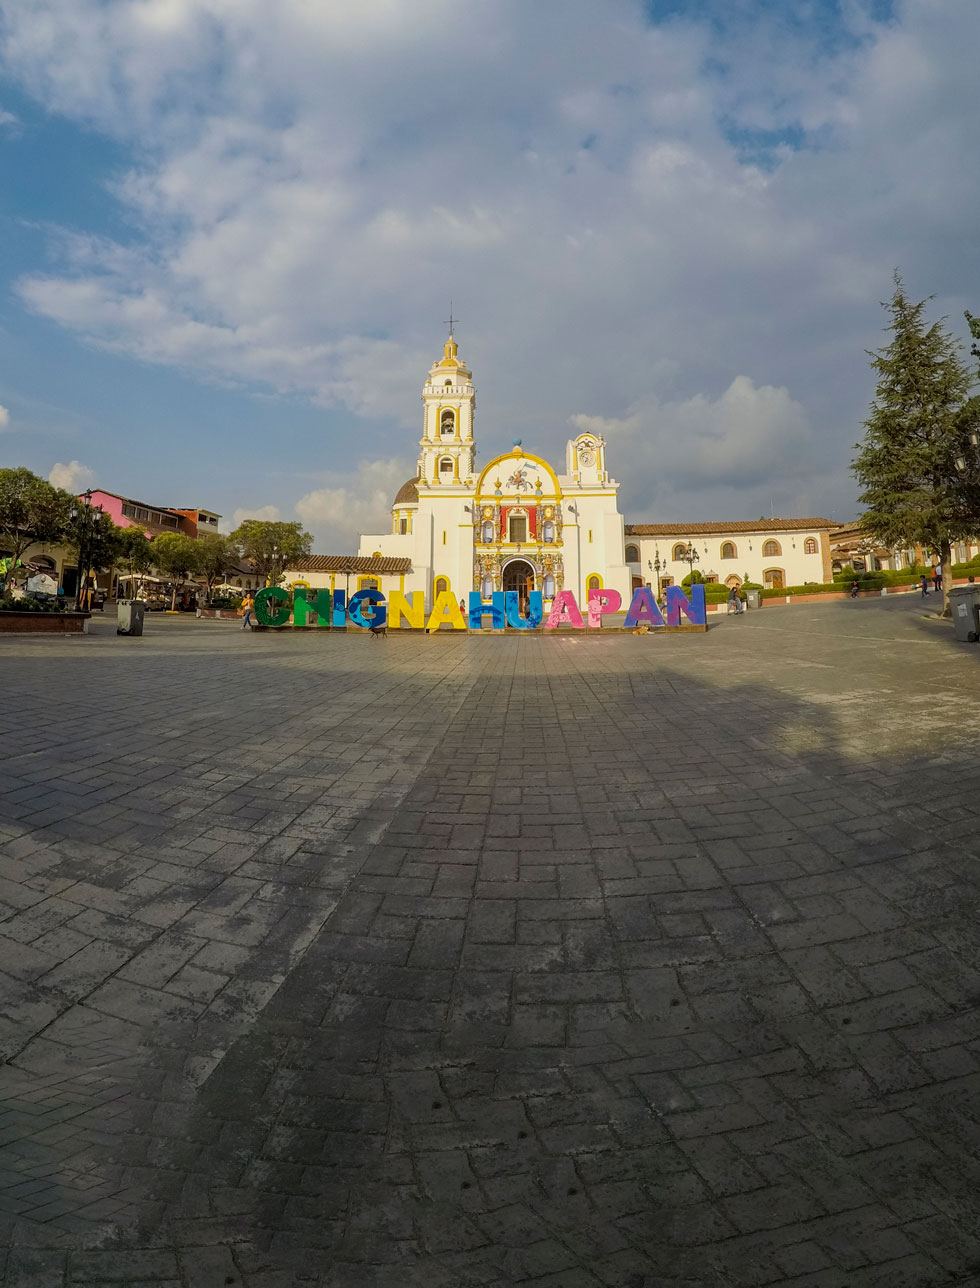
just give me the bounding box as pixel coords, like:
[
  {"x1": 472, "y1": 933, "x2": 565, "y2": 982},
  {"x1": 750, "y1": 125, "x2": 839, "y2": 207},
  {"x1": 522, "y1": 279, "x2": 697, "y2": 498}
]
[{"x1": 1, "y1": 0, "x2": 977, "y2": 547}]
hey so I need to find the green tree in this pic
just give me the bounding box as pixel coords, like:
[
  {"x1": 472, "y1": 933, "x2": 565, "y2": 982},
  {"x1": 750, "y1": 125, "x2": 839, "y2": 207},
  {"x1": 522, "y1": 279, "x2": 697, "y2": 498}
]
[
  {"x1": 230, "y1": 520, "x2": 312, "y2": 587},
  {"x1": 151, "y1": 532, "x2": 203, "y2": 610},
  {"x1": 116, "y1": 526, "x2": 154, "y2": 599},
  {"x1": 195, "y1": 532, "x2": 239, "y2": 603},
  {"x1": 0, "y1": 468, "x2": 72, "y2": 586},
  {"x1": 852, "y1": 273, "x2": 980, "y2": 616},
  {"x1": 63, "y1": 495, "x2": 130, "y2": 607}
]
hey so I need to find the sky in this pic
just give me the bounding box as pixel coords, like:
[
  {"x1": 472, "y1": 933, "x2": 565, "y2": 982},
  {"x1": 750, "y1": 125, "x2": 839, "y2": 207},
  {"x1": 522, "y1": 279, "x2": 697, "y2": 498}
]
[{"x1": 1, "y1": 0, "x2": 978, "y2": 551}]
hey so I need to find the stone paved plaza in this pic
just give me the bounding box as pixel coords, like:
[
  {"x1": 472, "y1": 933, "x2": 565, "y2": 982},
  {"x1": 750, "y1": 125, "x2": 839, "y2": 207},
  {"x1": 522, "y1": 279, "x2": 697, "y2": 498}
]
[{"x1": 1, "y1": 600, "x2": 980, "y2": 1287}]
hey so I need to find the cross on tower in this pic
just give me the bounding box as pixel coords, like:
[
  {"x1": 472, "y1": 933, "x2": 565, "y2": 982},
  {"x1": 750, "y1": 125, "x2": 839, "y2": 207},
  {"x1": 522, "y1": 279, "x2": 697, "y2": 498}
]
[{"x1": 443, "y1": 303, "x2": 458, "y2": 336}]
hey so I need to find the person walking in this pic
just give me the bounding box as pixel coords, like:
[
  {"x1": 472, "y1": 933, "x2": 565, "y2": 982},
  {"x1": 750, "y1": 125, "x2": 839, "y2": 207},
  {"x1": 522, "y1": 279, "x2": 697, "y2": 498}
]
[
  {"x1": 849, "y1": 580, "x2": 859, "y2": 599},
  {"x1": 241, "y1": 592, "x2": 255, "y2": 631},
  {"x1": 920, "y1": 573, "x2": 929, "y2": 598},
  {"x1": 727, "y1": 585, "x2": 738, "y2": 615},
  {"x1": 933, "y1": 565, "x2": 943, "y2": 592}
]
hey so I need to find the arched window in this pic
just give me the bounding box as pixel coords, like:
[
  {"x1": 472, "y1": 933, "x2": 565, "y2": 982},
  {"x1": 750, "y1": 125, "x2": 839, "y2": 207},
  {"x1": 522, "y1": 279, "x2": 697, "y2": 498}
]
[
  {"x1": 481, "y1": 521, "x2": 494, "y2": 542},
  {"x1": 441, "y1": 410, "x2": 455, "y2": 436},
  {"x1": 543, "y1": 521, "x2": 555, "y2": 543},
  {"x1": 444, "y1": 379, "x2": 452, "y2": 387},
  {"x1": 721, "y1": 542, "x2": 737, "y2": 560},
  {"x1": 672, "y1": 543, "x2": 688, "y2": 560},
  {"x1": 440, "y1": 457, "x2": 454, "y2": 475},
  {"x1": 763, "y1": 539, "x2": 781, "y2": 557},
  {"x1": 434, "y1": 577, "x2": 449, "y2": 596},
  {"x1": 587, "y1": 575, "x2": 601, "y2": 592},
  {"x1": 543, "y1": 574, "x2": 555, "y2": 598},
  {"x1": 481, "y1": 576, "x2": 493, "y2": 598},
  {"x1": 804, "y1": 537, "x2": 818, "y2": 555},
  {"x1": 625, "y1": 544, "x2": 639, "y2": 562},
  {"x1": 399, "y1": 518, "x2": 408, "y2": 534},
  {"x1": 358, "y1": 576, "x2": 379, "y2": 591},
  {"x1": 763, "y1": 568, "x2": 784, "y2": 589},
  {"x1": 509, "y1": 513, "x2": 527, "y2": 543}
]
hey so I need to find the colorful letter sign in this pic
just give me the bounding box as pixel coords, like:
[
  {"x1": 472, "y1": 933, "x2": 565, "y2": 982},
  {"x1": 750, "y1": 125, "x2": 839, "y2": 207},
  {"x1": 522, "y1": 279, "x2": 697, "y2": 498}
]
[{"x1": 255, "y1": 584, "x2": 706, "y2": 631}]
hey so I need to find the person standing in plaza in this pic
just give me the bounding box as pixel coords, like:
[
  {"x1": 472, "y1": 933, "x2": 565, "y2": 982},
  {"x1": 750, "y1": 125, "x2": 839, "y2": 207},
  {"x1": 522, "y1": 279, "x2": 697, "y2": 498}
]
[
  {"x1": 932, "y1": 564, "x2": 941, "y2": 592},
  {"x1": 241, "y1": 592, "x2": 254, "y2": 631},
  {"x1": 921, "y1": 573, "x2": 929, "y2": 597},
  {"x1": 727, "y1": 585, "x2": 738, "y2": 614}
]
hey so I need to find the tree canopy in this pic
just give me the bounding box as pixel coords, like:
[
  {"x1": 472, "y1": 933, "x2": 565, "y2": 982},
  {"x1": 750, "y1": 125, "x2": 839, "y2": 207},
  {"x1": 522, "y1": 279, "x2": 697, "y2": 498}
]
[
  {"x1": 194, "y1": 532, "x2": 239, "y2": 602},
  {"x1": 230, "y1": 520, "x2": 312, "y2": 586},
  {"x1": 852, "y1": 273, "x2": 980, "y2": 613},
  {"x1": 0, "y1": 467, "x2": 73, "y2": 578},
  {"x1": 151, "y1": 532, "x2": 203, "y2": 608}
]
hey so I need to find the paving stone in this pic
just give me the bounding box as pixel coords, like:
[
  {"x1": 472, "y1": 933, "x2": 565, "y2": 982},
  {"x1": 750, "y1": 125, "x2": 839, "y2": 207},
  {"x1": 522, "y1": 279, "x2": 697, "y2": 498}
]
[{"x1": 1, "y1": 602, "x2": 980, "y2": 1285}]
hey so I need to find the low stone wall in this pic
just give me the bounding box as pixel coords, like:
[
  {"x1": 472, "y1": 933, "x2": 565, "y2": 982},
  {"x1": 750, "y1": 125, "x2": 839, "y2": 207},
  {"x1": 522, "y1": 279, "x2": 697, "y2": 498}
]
[
  {"x1": 0, "y1": 611, "x2": 89, "y2": 634},
  {"x1": 196, "y1": 609, "x2": 241, "y2": 620}
]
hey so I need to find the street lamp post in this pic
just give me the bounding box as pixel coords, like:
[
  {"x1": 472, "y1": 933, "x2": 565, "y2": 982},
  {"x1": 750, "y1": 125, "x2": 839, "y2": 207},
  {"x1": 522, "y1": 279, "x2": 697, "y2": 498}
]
[
  {"x1": 648, "y1": 550, "x2": 663, "y2": 599},
  {"x1": 681, "y1": 543, "x2": 700, "y2": 586},
  {"x1": 73, "y1": 489, "x2": 103, "y2": 611}
]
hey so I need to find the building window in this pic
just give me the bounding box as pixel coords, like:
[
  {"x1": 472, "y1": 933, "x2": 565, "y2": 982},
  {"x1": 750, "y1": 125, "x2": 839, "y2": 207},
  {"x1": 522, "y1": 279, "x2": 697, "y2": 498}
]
[
  {"x1": 543, "y1": 521, "x2": 555, "y2": 543},
  {"x1": 672, "y1": 543, "x2": 688, "y2": 560},
  {"x1": 587, "y1": 575, "x2": 601, "y2": 592},
  {"x1": 445, "y1": 379, "x2": 452, "y2": 387},
  {"x1": 440, "y1": 457, "x2": 454, "y2": 475},
  {"x1": 804, "y1": 537, "x2": 818, "y2": 555},
  {"x1": 625, "y1": 544, "x2": 639, "y2": 562},
  {"x1": 543, "y1": 573, "x2": 555, "y2": 598},
  {"x1": 434, "y1": 577, "x2": 449, "y2": 596},
  {"x1": 480, "y1": 521, "x2": 493, "y2": 542},
  {"x1": 763, "y1": 539, "x2": 782, "y2": 557},
  {"x1": 509, "y1": 514, "x2": 527, "y2": 543},
  {"x1": 721, "y1": 542, "x2": 737, "y2": 560},
  {"x1": 359, "y1": 576, "x2": 379, "y2": 591},
  {"x1": 441, "y1": 410, "x2": 455, "y2": 437},
  {"x1": 764, "y1": 568, "x2": 785, "y2": 589},
  {"x1": 399, "y1": 518, "x2": 408, "y2": 534}
]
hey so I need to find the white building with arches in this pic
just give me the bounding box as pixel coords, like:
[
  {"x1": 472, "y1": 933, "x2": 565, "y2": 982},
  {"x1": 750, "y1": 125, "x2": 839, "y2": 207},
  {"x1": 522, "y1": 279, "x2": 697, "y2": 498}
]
[{"x1": 355, "y1": 332, "x2": 631, "y2": 609}]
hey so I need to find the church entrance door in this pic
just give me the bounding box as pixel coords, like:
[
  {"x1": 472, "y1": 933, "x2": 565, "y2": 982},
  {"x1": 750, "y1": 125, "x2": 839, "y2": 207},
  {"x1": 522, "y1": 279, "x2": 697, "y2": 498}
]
[{"x1": 503, "y1": 560, "x2": 535, "y2": 613}]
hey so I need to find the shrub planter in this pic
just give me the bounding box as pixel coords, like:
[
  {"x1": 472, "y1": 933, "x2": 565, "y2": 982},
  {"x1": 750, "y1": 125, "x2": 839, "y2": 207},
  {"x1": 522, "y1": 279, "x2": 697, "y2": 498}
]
[{"x1": 0, "y1": 610, "x2": 90, "y2": 634}]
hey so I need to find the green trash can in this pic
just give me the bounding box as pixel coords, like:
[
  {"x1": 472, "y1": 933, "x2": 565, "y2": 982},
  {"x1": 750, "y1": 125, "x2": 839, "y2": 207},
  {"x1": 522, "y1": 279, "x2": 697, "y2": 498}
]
[{"x1": 948, "y1": 584, "x2": 980, "y2": 643}]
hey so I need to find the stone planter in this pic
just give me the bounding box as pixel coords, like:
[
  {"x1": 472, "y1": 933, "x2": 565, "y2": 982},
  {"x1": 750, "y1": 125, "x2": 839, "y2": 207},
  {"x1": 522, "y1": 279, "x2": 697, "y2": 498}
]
[
  {"x1": 0, "y1": 610, "x2": 90, "y2": 634},
  {"x1": 196, "y1": 609, "x2": 242, "y2": 620}
]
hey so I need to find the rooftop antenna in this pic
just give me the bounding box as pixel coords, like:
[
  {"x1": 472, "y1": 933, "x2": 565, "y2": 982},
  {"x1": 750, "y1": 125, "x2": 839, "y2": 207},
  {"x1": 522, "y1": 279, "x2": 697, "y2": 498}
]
[{"x1": 443, "y1": 303, "x2": 458, "y2": 336}]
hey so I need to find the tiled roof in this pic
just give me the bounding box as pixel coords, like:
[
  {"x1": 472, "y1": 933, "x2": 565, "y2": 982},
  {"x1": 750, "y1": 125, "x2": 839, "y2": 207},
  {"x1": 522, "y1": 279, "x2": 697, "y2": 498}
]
[
  {"x1": 393, "y1": 477, "x2": 420, "y2": 505},
  {"x1": 625, "y1": 518, "x2": 836, "y2": 536},
  {"x1": 289, "y1": 555, "x2": 412, "y2": 574}
]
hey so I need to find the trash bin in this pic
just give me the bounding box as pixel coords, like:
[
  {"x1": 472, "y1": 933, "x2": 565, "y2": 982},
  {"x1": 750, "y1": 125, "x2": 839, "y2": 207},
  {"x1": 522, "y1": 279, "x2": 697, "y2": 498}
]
[
  {"x1": 948, "y1": 584, "x2": 980, "y2": 643},
  {"x1": 117, "y1": 599, "x2": 145, "y2": 637},
  {"x1": 745, "y1": 589, "x2": 762, "y2": 610}
]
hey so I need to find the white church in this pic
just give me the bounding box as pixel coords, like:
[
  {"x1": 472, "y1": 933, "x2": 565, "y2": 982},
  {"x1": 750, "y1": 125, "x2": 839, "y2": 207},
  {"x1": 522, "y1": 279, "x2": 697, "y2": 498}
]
[
  {"x1": 353, "y1": 331, "x2": 632, "y2": 609},
  {"x1": 283, "y1": 330, "x2": 842, "y2": 606}
]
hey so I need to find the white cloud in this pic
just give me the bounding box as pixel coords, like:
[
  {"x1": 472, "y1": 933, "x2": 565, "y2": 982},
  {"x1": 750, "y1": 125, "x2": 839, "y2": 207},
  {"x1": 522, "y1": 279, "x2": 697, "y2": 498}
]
[
  {"x1": 3, "y1": 0, "x2": 980, "y2": 523},
  {"x1": 48, "y1": 459, "x2": 95, "y2": 490},
  {"x1": 295, "y1": 457, "x2": 411, "y2": 552},
  {"x1": 0, "y1": 107, "x2": 16, "y2": 129},
  {"x1": 0, "y1": 404, "x2": 9, "y2": 429},
  {"x1": 231, "y1": 504, "x2": 280, "y2": 527}
]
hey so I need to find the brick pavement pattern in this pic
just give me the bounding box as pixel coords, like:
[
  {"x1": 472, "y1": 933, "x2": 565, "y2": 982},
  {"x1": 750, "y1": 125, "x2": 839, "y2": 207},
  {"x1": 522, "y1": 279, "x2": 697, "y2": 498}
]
[{"x1": 1, "y1": 600, "x2": 980, "y2": 1286}]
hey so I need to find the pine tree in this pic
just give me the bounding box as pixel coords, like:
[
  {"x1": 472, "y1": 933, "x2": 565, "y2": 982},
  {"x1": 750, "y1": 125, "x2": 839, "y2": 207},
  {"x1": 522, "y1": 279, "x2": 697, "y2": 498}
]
[{"x1": 853, "y1": 273, "x2": 979, "y2": 615}]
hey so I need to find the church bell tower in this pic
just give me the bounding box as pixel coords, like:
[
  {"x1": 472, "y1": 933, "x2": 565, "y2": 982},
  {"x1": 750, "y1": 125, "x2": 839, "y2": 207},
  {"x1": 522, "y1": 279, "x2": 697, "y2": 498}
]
[{"x1": 419, "y1": 329, "x2": 476, "y2": 487}]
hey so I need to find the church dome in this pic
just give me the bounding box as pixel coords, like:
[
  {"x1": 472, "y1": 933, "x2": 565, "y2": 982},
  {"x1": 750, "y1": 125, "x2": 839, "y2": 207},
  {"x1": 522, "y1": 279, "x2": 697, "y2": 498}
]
[{"x1": 393, "y1": 477, "x2": 419, "y2": 506}]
